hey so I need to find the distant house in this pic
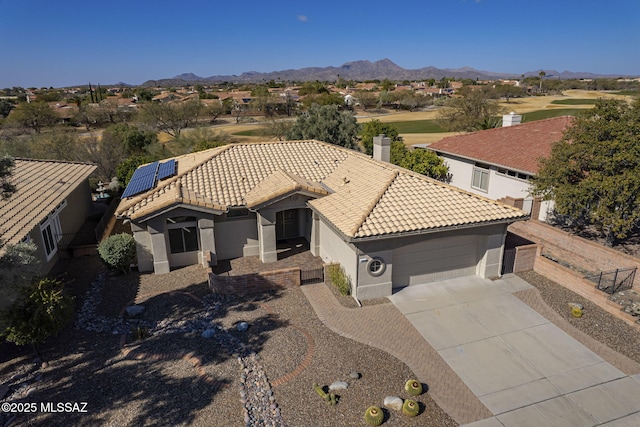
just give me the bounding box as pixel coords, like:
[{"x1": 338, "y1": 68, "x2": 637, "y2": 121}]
[
  {"x1": 427, "y1": 115, "x2": 574, "y2": 221},
  {"x1": 0, "y1": 159, "x2": 96, "y2": 273},
  {"x1": 116, "y1": 138, "x2": 526, "y2": 300}
]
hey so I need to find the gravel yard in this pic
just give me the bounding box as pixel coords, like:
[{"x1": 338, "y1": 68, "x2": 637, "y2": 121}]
[
  {"x1": 3, "y1": 256, "x2": 640, "y2": 427},
  {"x1": 0, "y1": 257, "x2": 455, "y2": 426}
]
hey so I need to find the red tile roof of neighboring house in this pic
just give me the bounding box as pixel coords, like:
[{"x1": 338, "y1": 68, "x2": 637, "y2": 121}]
[{"x1": 428, "y1": 116, "x2": 574, "y2": 174}]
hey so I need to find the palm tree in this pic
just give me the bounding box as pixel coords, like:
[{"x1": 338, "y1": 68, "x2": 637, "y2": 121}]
[{"x1": 538, "y1": 71, "x2": 546, "y2": 91}]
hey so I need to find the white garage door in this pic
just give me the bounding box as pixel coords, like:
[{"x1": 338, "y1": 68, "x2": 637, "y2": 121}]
[{"x1": 392, "y1": 235, "x2": 481, "y2": 287}]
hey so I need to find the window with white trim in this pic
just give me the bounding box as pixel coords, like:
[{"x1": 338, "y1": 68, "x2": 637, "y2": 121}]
[
  {"x1": 471, "y1": 164, "x2": 490, "y2": 192},
  {"x1": 39, "y1": 200, "x2": 67, "y2": 261},
  {"x1": 167, "y1": 216, "x2": 200, "y2": 254}
]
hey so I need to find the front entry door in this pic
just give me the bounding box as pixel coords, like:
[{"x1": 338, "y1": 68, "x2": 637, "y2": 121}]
[{"x1": 276, "y1": 209, "x2": 299, "y2": 241}]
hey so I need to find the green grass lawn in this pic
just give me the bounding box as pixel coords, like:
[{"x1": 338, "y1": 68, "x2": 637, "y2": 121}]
[
  {"x1": 521, "y1": 109, "x2": 585, "y2": 122},
  {"x1": 233, "y1": 129, "x2": 262, "y2": 136},
  {"x1": 550, "y1": 99, "x2": 597, "y2": 105},
  {"x1": 385, "y1": 120, "x2": 447, "y2": 133}
]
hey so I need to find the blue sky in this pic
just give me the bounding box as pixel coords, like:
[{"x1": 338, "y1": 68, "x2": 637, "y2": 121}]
[{"x1": 1, "y1": 0, "x2": 638, "y2": 88}]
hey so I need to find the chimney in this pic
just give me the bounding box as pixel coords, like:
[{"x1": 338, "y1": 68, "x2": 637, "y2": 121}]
[
  {"x1": 502, "y1": 112, "x2": 522, "y2": 127},
  {"x1": 373, "y1": 134, "x2": 391, "y2": 163}
]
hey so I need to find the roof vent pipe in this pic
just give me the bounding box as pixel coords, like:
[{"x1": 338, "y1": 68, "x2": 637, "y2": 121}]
[{"x1": 373, "y1": 134, "x2": 391, "y2": 163}]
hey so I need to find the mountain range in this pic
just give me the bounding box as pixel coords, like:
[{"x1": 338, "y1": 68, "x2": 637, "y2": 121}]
[{"x1": 140, "y1": 58, "x2": 632, "y2": 87}]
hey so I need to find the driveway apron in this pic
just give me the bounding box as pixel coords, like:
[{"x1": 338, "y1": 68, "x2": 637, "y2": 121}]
[{"x1": 389, "y1": 275, "x2": 640, "y2": 426}]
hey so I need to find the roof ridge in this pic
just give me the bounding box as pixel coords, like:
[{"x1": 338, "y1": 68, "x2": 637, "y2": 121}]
[
  {"x1": 14, "y1": 157, "x2": 96, "y2": 167},
  {"x1": 350, "y1": 169, "x2": 399, "y2": 236}
]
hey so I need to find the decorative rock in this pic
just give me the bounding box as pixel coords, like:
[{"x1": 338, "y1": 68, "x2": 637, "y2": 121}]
[
  {"x1": 329, "y1": 381, "x2": 349, "y2": 391},
  {"x1": 349, "y1": 371, "x2": 361, "y2": 379},
  {"x1": 201, "y1": 328, "x2": 217, "y2": 338},
  {"x1": 568, "y1": 302, "x2": 584, "y2": 310},
  {"x1": 125, "y1": 305, "x2": 145, "y2": 317},
  {"x1": 0, "y1": 383, "x2": 9, "y2": 400},
  {"x1": 237, "y1": 322, "x2": 249, "y2": 332},
  {"x1": 384, "y1": 395, "x2": 404, "y2": 411}
]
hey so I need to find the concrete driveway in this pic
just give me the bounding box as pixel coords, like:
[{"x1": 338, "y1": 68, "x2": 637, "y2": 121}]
[{"x1": 389, "y1": 275, "x2": 640, "y2": 426}]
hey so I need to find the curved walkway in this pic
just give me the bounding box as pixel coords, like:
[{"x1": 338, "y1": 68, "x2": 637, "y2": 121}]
[
  {"x1": 302, "y1": 277, "x2": 640, "y2": 426},
  {"x1": 300, "y1": 281, "x2": 492, "y2": 425}
]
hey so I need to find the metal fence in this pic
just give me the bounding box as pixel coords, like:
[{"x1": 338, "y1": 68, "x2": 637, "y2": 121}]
[
  {"x1": 502, "y1": 248, "x2": 516, "y2": 275},
  {"x1": 584, "y1": 267, "x2": 637, "y2": 295},
  {"x1": 300, "y1": 267, "x2": 324, "y2": 285}
]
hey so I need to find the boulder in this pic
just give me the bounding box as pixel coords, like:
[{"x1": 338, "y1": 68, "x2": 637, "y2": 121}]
[
  {"x1": 125, "y1": 305, "x2": 145, "y2": 317},
  {"x1": 328, "y1": 381, "x2": 348, "y2": 391},
  {"x1": 237, "y1": 322, "x2": 249, "y2": 332},
  {"x1": 384, "y1": 396, "x2": 403, "y2": 412},
  {"x1": 349, "y1": 371, "x2": 361, "y2": 380},
  {"x1": 201, "y1": 329, "x2": 217, "y2": 339}
]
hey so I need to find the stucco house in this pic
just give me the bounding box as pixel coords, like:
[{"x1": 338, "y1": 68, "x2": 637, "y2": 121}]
[
  {"x1": 427, "y1": 115, "x2": 574, "y2": 221},
  {"x1": 116, "y1": 138, "x2": 527, "y2": 300},
  {"x1": 0, "y1": 159, "x2": 97, "y2": 273}
]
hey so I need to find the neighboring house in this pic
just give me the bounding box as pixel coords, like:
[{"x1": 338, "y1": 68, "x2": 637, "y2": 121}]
[
  {"x1": 116, "y1": 138, "x2": 527, "y2": 300},
  {"x1": 427, "y1": 115, "x2": 574, "y2": 221},
  {"x1": 0, "y1": 159, "x2": 97, "y2": 273}
]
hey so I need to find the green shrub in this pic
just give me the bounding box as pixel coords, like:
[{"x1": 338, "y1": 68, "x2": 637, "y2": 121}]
[
  {"x1": 327, "y1": 264, "x2": 351, "y2": 296},
  {"x1": 98, "y1": 233, "x2": 136, "y2": 274},
  {"x1": 1, "y1": 277, "x2": 74, "y2": 346}
]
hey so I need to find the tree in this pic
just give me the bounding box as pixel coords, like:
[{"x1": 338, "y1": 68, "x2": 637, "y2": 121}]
[
  {"x1": 437, "y1": 87, "x2": 505, "y2": 132},
  {"x1": 286, "y1": 104, "x2": 360, "y2": 149},
  {"x1": 1, "y1": 278, "x2": 74, "y2": 349},
  {"x1": 301, "y1": 92, "x2": 344, "y2": 109},
  {"x1": 0, "y1": 99, "x2": 14, "y2": 118},
  {"x1": 116, "y1": 154, "x2": 153, "y2": 187},
  {"x1": 5, "y1": 101, "x2": 58, "y2": 133},
  {"x1": 26, "y1": 127, "x2": 80, "y2": 161},
  {"x1": 531, "y1": 99, "x2": 640, "y2": 244},
  {"x1": 1, "y1": 154, "x2": 16, "y2": 199},
  {"x1": 355, "y1": 91, "x2": 378, "y2": 111},
  {"x1": 360, "y1": 119, "x2": 402, "y2": 155},
  {"x1": 105, "y1": 123, "x2": 157, "y2": 155},
  {"x1": 80, "y1": 132, "x2": 126, "y2": 181},
  {"x1": 397, "y1": 148, "x2": 449, "y2": 181},
  {"x1": 298, "y1": 81, "x2": 329, "y2": 96},
  {"x1": 539, "y1": 71, "x2": 546, "y2": 90},
  {"x1": 139, "y1": 99, "x2": 202, "y2": 137}
]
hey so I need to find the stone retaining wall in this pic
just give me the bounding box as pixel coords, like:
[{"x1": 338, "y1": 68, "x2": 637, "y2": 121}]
[{"x1": 209, "y1": 267, "x2": 301, "y2": 295}]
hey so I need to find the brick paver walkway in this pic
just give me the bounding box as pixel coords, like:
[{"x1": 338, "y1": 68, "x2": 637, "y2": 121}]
[{"x1": 300, "y1": 282, "x2": 492, "y2": 425}]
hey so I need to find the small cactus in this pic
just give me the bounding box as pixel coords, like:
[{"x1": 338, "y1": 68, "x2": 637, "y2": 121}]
[
  {"x1": 402, "y1": 399, "x2": 419, "y2": 417},
  {"x1": 313, "y1": 383, "x2": 329, "y2": 402},
  {"x1": 404, "y1": 379, "x2": 423, "y2": 396},
  {"x1": 571, "y1": 306, "x2": 583, "y2": 318},
  {"x1": 364, "y1": 406, "x2": 384, "y2": 426}
]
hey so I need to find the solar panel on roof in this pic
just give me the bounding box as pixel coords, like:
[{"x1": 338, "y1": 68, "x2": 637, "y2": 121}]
[
  {"x1": 121, "y1": 161, "x2": 159, "y2": 198},
  {"x1": 157, "y1": 159, "x2": 176, "y2": 180}
]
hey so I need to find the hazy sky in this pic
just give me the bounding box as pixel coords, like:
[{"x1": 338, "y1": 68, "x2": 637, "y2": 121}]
[{"x1": 1, "y1": 0, "x2": 638, "y2": 88}]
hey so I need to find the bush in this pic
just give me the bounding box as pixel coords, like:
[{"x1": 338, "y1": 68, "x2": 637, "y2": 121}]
[
  {"x1": 327, "y1": 264, "x2": 351, "y2": 296},
  {"x1": 98, "y1": 233, "x2": 136, "y2": 274},
  {"x1": 1, "y1": 277, "x2": 74, "y2": 346}
]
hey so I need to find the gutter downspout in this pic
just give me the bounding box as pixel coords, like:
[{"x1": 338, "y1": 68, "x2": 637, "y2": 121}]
[{"x1": 353, "y1": 246, "x2": 362, "y2": 307}]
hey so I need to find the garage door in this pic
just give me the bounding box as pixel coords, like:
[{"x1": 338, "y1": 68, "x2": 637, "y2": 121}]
[{"x1": 392, "y1": 235, "x2": 481, "y2": 288}]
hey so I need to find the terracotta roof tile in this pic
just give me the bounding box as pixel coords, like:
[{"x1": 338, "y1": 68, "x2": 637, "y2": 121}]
[
  {"x1": 116, "y1": 140, "x2": 527, "y2": 239},
  {"x1": 0, "y1": 159, "x2": 96, "y2": 246},
  {"x1": 428, "y1": 116, "x2": 573, "y2": 174}
]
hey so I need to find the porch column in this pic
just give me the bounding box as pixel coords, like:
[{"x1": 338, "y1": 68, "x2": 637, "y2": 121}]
[
  {"x1": 148, "y1": 217, "x2": 170, "y2": 274},
  {"x1": 198, "y1": 217, "x2": 216, "y2": 267},
  {"x1": 257, "y1": 210, "x2": 277, "y2": 263},
  {"x1": 310, "y1": 211, "x2": 320, "y2": 256}
]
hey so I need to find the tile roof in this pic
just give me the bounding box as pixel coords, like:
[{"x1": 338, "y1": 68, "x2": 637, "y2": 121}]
[
  {"x1": 0, "y1": 159, "x2": 96, "y2": 246},
  {"x1": 116, "y1": 140, "x2": 527, "y2": 239},
  {"x1": 428, "y1": 116, "x2": 573, "y2": 174}
]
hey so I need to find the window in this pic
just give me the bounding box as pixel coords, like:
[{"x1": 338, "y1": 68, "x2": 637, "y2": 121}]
[
  {"x1": 367, "y1": 257, "x2": 386, "y2": 277},
  {"x1": 167, "y1": 216, "x2": 199, "y2": 254},
  {"x1": 472, "y1": 165, "x2": 489, "y2": 192},
  {"x1": 39, "y1": 201, "x2": 66, "y2": 261},
  {"x1": 496, "y1": 168, "x2": 530, "y2": 181}
]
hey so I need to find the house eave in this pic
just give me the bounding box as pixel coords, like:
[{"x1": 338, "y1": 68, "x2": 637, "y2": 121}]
[{"x1": 433, "y1": 150, "x2": 537, "y2": 176}]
